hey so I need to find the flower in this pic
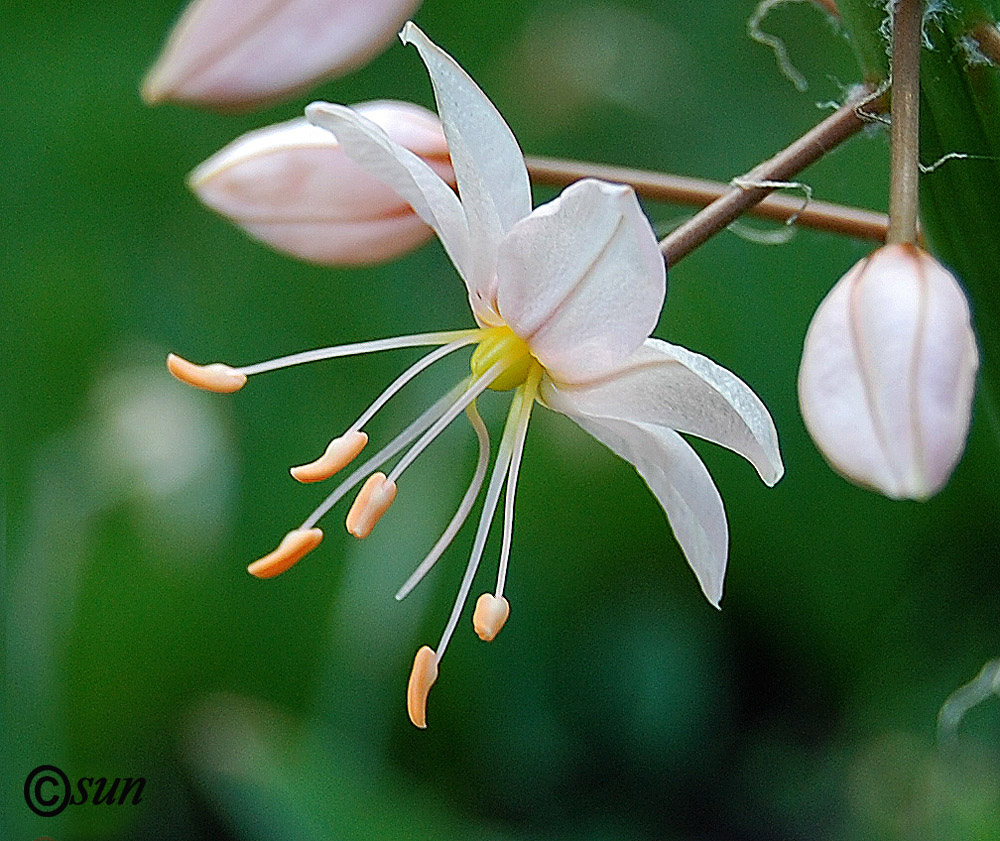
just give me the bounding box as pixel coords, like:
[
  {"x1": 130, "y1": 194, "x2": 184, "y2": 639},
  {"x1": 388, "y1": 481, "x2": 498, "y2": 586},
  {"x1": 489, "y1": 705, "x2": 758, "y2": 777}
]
[
  {"x1": 167, "y1": 23, "x2": 783, "y2": 728},
  {"x1": 188, "y1": 101, "x2": 452, "y2": 265},
  {"x1": 798, "y1": 243, "x2": 978, "y2": 499},
  {"x1": 142, "y1": 0, "x2": 422, "y2": 108}
]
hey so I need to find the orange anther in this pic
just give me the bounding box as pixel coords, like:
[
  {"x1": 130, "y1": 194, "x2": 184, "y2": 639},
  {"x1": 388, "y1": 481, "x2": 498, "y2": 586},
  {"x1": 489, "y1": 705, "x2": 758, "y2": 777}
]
[
  {"x1": 167, "y1": 353, "x2": 246, "y2": 393},
  {"x1": 407, "y1": 645, "x2": 439, "y2": 729},
  {"x1": 345, "y1": 472, "x2": 397, "y2": 538},
  {"x1": 472, "y1": 593, "x2": 510, "y2": 641},
  {"x1": 247, "y1": 528, "x2": 323, "y2": 578},
  {"x1": 290, "y1": 431, "x2": 368, "y2": 483}
]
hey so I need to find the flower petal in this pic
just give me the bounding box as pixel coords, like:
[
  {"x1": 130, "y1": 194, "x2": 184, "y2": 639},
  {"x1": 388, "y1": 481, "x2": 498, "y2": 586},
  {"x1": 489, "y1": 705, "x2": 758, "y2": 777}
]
[
  {"x1": 190, "y1": 106, "x2": 451, "y2": 264},
  {"x1": 540, "y1": 338, "x2": 783, "y2": 486},
  {"x1": 496, "y1": 179, "x2": 666, "y2": 383},
  {"x1": 306, "y1": 101, "x2": 488, "y2": 310},
  {"x1": 568, "y1": 414, "x2": 728, "y2": 607},
  {"x1": 400, "y1": 22, "x2": 531, "y2": 291},
  {"x1": 143, "y1": 0, "x2": 422, "y2": 108}
]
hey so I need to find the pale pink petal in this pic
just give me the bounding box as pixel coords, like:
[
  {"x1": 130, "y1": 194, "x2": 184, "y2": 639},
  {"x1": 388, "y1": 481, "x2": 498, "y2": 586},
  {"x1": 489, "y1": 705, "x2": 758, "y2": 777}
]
[
  {"x1": 541, "y1": 338, "x2": 783, "y2": 485},
  {"x1": 568, "y1": 415, "x2": 728, "y2": 607},
  {"x1": 143, "y1": 0, "x2": 422, "y2": 108},
  {"x1": 401, "y1": 22, "x2": 531, "y2": 294},
  {"x1": 190, "y1": 105, "x2": 450, "y2": 264},
  {"x1": 495, "y1": 179, "x2": 665, "y2": 383}
]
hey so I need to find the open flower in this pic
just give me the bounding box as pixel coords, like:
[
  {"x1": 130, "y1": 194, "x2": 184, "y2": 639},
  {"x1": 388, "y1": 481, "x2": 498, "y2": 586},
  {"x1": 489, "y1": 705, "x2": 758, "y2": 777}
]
[{"x1": 167, "y1": 23, "x2": 783, "y2": 728}]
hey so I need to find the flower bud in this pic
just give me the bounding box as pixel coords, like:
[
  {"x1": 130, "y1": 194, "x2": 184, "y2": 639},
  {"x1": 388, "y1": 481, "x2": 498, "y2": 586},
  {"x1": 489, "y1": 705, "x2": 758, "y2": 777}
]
[
  {"x1": 798, "y1": 244, "x2": 978, "y2": 500},
  {"x1": 142, "y1": 0, "x2": 422, "y2": 109},
  {"x1": 188, "y1": 101, "x2": 453, "y2": 264}
]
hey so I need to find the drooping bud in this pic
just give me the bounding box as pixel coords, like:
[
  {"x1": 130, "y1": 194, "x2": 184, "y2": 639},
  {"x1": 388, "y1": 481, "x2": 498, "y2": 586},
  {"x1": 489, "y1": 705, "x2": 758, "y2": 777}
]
[
  {"x1": 187, "y1": 104, "x2": 452, "y2": 264},
  {"x1": 290, "y1": 431, "x2": 368, "y2": 483},
  {"x1": 798, "y1": 244, "x2": 978, "y2": 500},
  {"x1": 472, "y1": 593, "x2": 510, "y2": 641},
  {"x1": 345, "y1": 472, "x2": 397, "y2": 538},
  {"x1": 167, "y1": 353, "x2": 247, "y2": 393},
  {"x1": 142, "y1": 0, "x2": 422, "y2": 109},
  {"x1": 247, "y1": 528, "x2": 324, "y2": 578},
  {"x1": 406, "y1": 645, "x2": 438, "y2": 729}
]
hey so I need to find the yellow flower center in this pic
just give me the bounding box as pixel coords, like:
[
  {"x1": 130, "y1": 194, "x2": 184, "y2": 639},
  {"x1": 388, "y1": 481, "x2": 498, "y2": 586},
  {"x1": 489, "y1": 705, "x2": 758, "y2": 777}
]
[{"x1": 470, "y1": 326, "x2": 535, "y2": 391}]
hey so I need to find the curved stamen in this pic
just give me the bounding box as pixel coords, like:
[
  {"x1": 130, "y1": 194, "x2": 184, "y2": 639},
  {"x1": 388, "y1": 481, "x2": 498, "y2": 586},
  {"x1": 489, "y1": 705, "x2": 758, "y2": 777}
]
[
  {"x1": 385, "y1": 362, "x2": 504, "y2": 486},
  {"x1": 495, "y1": 363, "x2": 542, "y2": 599},
  {"x1": 236, "y1": 329, "x2": 481, "y2": 377},
  {"x1": 395, "y1": 400, "x2": 491, "y2": 601},
  {"x1": 434, "y1": 388, "x2": 525, "y2": 661},
  {"x1": 299, "y1": 382, "x2": 468, "y2": 531},
  {"x1": 347, "y1": 334, "x2": 481, "y2": 435}
]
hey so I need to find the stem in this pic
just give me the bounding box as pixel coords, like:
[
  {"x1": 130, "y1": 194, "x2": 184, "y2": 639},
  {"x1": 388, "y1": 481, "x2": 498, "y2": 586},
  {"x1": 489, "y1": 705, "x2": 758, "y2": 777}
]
[
  {"x1": 525, "y1": 156, "x2": 892, "y2": 243},
  {"x1": 812, "y1": 0, "x2": 840, "y2": 16},
  {"x1": 887, "y1": 0, "x2": 923, "y2": 245},
  {"x1": 973, "y1": 21, "x2": 1000, "y2": 67},
  {"x1": 658, "y1": 87, "x2": 886, "y2": 266}
]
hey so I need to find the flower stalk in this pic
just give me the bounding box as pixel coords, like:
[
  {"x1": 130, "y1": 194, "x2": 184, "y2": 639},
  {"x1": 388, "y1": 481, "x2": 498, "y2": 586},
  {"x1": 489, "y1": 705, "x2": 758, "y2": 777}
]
[
  {"x1": 525, "y1": 156, "x2": 894, "y2": 243},
  {"x1": 658, "y1": 88, "x2": 887, "y2": 266},
  {"x1": 887, "y1": 0, "x2": 924, "y2": 245}
]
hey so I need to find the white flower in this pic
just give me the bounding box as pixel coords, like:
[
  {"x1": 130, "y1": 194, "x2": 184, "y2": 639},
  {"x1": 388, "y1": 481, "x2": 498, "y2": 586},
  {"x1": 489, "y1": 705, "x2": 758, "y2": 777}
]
[
  {"x1": 168, "y1": 23, "x2": 783, "y2": 728},
  {"x1": 799, "y1": 244, "x2": 978, "y2": 499}
]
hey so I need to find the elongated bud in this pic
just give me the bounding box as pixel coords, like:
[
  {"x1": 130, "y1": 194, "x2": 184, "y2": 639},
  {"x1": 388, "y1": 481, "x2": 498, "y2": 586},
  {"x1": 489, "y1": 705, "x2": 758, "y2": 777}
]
[
  {"x1": 291, "y1": 431, "x2": 368, "y2": 483},
  {"x1": 345, "y1": 472, "x2": 397, "y2": 538},
  {"x1": 167, "y1": 353, "x2": 247, "y2": 393},
  {"x1": 407, "y1": 645, "x2": 438, "y2": 729},
  {"x1": 798, "y1": 244, "x2": 978, "y2": 499},
  {"x1": 247, "y1": 528, "x2": 323, "y2": 578},
  {"x1": 188, "y1": 104, "x2": 452, "y2": 264},
  {"x1": 472, "y1": 594, "x2": 510, "y2": 641},
  {"x1": 142, "y1": 0, "x2": 422, "y2": 108}
]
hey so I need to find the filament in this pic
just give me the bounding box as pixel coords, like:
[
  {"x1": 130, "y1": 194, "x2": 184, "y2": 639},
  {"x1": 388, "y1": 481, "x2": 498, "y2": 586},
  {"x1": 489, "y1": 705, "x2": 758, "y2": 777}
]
[
  {"x1": 434, "y1": 389, "x2": 525, "y2": 661},
  {"x1": 495, "y1": 364, "x2": 542, "y2": 599},
  {"x1": 348, "y1": 334, "x2": 479, "y2": 434},
  {"x1": 236, "y1": 329, "x2": 480, "y2": 377},
  {"x1": 299, "y1": 382, "x2": 467, "y2": 530},
  {"x1": 386, "y1": 362, "x2": 504, "y2": 486},
  {"x1": 395, "y1": 400, "x2": 491, "y2": 601}
]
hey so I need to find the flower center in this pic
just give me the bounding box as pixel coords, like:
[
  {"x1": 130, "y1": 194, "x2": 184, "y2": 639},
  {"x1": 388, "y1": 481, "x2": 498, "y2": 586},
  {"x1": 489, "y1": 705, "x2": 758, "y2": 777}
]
[{"x1": 470, "y1": 326, "x2": 535, "y2": 391}]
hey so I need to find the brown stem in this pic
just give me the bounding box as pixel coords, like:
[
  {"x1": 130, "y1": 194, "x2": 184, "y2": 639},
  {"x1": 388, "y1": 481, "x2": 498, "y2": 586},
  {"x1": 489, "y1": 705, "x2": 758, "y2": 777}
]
[
  {"x1": 525, "y1": 156, "x2": 891, "y2": 242},
  {"x1": 972, "y1": 21, "x2": 1000, "y2": 68},
  {"x1": 887, "y1": 0, "x2": 922, "y2": 245},
  {"x1": 812, "y1": 0, "x2": 841, "y2": 17},
  {"x1": 657, "y1": 87, "x2": 886, "y2": 266}
]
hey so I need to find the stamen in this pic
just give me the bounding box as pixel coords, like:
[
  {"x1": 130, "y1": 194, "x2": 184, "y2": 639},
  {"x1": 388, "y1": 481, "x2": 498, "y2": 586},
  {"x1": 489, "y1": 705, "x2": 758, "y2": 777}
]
[
  {"x1": 495, "y1": 363, "x2": 542, "y2": 599},
  {"x1": 472, "y1": 594, "x2": 510, "y2": 641},
  {"x1": 395, "y1": 401, "x2": 490, "y2": 601},
  {"x1": 247, "y1": 528, "x2": 323, "y2": 578},
  {"x1": 167, "y1": 354, "x2": 247, "y2": 393},
  {"x1": 346, "y1": 472, "x2": 397, "y2": 538},
  {"x1": 299, "y1": 382, "x2": 467, "y2": 531},
  {"x1": 290, "y1": 431, "x2": 368, "y2": 483},
  {"x1": 235, "y1": 329, "x2": 480, "y2": 377},
  {"x1": 348, "y1": 335, "x2": 480, "y2": 435},
  {"x1": 386, "y1": 362, "x2": 504, "y2": 486},
  {"x1": 434, "y1": 389, "x2": 525, "y2": 661},
  {"x1": 407, "y1": 645, "x2": 439, "y2": 729}
]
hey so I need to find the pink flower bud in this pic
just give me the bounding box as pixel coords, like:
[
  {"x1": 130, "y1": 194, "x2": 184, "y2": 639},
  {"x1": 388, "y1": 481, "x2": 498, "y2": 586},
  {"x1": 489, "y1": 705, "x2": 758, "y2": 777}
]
[
  {"x1": 188, "y1": 100, "x2": 453, "y2": 265},
  {"x1": 798, "y1": 244, "x2": 978, "y2": 500},
  {"x1": 142, "y1": 0, "x2": 422, "y2": 109}
]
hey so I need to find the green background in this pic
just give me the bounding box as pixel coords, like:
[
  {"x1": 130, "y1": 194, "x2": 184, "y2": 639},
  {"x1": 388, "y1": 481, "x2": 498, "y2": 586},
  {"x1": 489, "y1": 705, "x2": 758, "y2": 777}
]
[{"x1": 6, "y1": 0, "x2": 999, "y2": 838}]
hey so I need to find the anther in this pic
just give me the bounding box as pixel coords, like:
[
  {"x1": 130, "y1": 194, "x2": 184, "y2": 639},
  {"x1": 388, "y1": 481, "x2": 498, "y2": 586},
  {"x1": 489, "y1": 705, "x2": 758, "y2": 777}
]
[
  {"x1": 472, "y1": 593, "x2": 510, "y2": 641},
  {"x1": 247, "y1": 528, "x2": 323, "y2": 578},
  {"x1": 345, "y1": 472, "x2": 397, "y2": 538},
  {"x1": 407, "y1": 645, "x2": 439, "y2": 729},
  {"x1": 167, "y1": 353, "x2": 247, "y2": 393},
  {"x1": 290, "y1": 431, "x2": 368, "y2": 483}
]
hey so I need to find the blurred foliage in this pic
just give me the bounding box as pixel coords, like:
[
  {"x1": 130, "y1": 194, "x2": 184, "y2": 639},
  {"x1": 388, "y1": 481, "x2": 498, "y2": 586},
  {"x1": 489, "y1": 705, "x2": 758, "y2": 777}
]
[{"x1": 5, "y1": 1, "x2": 1000, "y2": 840}]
